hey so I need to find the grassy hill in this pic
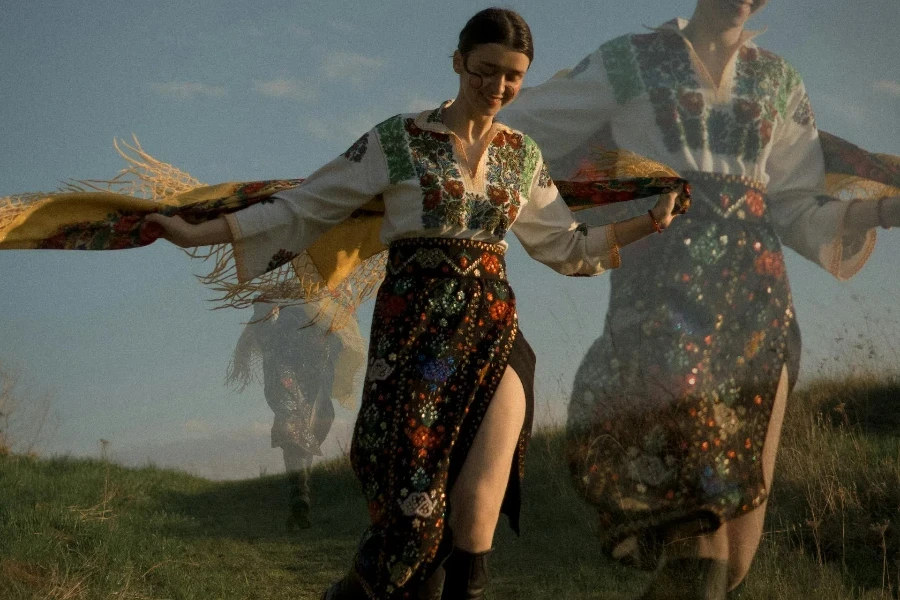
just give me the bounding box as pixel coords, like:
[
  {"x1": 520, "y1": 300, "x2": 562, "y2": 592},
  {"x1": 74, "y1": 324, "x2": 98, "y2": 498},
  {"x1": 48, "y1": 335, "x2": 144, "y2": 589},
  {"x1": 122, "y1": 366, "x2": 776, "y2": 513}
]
[{"x1": 1, "y1": 376, "x2": 898, "y2": 599}]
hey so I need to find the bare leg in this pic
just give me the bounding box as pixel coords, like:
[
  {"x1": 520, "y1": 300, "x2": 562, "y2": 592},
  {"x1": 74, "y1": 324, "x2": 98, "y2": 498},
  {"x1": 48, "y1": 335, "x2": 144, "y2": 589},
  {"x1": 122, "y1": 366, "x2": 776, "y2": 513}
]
[
  {"x1": 659, "y1": 365, "x2": 790, "y2": 592},
  {"x1": 447, "y1": 365, "x2": 527, "y2": 551}
]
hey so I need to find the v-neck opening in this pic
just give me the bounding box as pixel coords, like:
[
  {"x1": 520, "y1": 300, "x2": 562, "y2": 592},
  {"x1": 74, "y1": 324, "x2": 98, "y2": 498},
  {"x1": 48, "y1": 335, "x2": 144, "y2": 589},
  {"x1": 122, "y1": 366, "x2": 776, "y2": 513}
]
[
  {"x1": 415, "y1": 101, "x2": 509, "y2": 193},
  {"x1": 653, "y1": 18, "x2": 765, "y2": 103},
  {"x1": 450, "y1": 124, "x2": 498, "y2": 189}
]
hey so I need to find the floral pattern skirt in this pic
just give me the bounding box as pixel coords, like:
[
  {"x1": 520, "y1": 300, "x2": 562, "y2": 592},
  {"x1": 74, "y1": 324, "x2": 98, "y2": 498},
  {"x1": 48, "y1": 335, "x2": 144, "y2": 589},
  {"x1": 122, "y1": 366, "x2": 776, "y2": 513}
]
[
  {"x1": 567, "y1": 172, "x2": 801, "y2": 562},
  {"x1": 349, "y1": 237, "x2": 535, "y2": 598}
]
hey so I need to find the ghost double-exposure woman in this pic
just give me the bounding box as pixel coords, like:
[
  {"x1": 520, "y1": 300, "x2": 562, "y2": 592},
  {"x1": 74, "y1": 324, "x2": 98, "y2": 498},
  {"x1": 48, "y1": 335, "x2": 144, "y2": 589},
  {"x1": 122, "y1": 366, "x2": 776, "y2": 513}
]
[{"x1": 502, "y1": 0, "x2": 900, "y2": 597}]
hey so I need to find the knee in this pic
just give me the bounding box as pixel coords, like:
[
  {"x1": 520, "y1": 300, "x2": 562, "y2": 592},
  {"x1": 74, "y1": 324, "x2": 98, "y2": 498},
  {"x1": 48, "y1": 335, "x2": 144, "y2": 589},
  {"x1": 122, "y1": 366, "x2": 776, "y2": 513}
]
[
  {"x1": 726, "y1": 557, "x2": 753, "y2": 592},
  {"x1": 447, "y1": 482, "x2": 501, "y2": 536}
]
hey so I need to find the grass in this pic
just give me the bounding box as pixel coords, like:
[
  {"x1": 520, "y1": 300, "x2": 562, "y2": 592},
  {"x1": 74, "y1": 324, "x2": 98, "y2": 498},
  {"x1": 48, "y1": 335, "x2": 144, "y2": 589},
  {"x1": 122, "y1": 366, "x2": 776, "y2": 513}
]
[{"x1": 0, "y1": 375, "x2": 898, "y2": 599}]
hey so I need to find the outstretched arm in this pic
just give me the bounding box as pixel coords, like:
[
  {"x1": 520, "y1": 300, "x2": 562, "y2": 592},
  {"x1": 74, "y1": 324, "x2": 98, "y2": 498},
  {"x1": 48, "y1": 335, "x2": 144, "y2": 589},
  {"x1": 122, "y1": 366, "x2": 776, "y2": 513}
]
[{"x1": 144, "y1": 213, "x2": 232, "y2": 248}]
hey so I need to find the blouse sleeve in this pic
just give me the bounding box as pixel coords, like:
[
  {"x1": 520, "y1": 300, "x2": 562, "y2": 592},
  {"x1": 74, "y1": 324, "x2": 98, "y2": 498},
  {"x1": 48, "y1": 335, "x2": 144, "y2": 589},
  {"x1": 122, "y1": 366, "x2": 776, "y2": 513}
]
[
  {"x1": 765, "y1": 80, "x2": 876, "y2": 280},
  {"x1": 226, "y1": 130, "x2": 390, "y2": 282},
  {"x1": 501, "y1": 46, "x2": 617, "y2": 174},
  {"x1": 511, "y1": 143, "x2": 620, "y2": 276}
]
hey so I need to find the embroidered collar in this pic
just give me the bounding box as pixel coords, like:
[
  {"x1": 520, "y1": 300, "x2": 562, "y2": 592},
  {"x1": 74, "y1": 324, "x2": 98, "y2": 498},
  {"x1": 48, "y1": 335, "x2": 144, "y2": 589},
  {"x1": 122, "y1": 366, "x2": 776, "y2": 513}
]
[
  {"x1": 651, "y1": 17, "x2": 766, "y2": 47},
  {"x1": 413, "y1": 100, "x2": 513, "y2": 135}
]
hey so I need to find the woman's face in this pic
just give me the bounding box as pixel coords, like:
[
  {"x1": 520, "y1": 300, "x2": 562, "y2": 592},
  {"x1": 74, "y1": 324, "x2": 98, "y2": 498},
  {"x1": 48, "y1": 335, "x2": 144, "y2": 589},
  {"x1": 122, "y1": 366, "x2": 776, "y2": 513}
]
[
  {"x1": 453, "y1": 43, "x2": 530, "y2": 117},
  {"x1": 697, "y1": 0, "x2": 768, "y2": 29}
]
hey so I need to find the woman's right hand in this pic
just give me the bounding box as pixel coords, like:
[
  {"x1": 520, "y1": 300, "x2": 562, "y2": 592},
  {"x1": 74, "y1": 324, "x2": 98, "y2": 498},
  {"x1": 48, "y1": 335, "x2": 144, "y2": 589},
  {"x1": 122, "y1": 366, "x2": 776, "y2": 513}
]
[
  {"x1": 650, "y1": 191, "x2": 680, "y2": 230},
  {"x1": 144, "y1": 214, "x2": 232, "y2": 248}
]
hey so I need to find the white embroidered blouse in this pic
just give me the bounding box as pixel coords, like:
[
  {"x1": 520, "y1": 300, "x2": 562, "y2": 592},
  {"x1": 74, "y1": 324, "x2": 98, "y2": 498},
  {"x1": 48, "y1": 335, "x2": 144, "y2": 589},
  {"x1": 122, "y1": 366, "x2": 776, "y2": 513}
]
[
  {"x1": 226, "y1": 102, "x2": 621, "y2": 283},
  {"x1": 501, "y1": 18, "x2": 875, "y2": 280}
]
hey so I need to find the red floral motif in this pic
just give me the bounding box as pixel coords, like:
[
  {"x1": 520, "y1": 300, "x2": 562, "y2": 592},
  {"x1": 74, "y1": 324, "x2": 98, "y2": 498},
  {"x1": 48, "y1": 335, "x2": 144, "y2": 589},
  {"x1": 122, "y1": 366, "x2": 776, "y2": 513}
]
[
  {"x1": 108, "y1": 236, "x2": 133, "y2": 250},
  {"x1": 759, "y1": 120, "x2": 773, "y2": 146},
  {"x1": 481, "y1": 252, "x2": 501, "y2": 274},
  {"x1": 237, "y1": 180, "x2": 269, "y2": 198},
  {"x1": 420, "y1": 173, "x2": 437, "y2": 188},
  {"x1": 489, "y1": 299, "x2": 510, "y2": 322},
  {"x1": 678, "y1": 91, "x2": 704, "y2": 116},
  {"x1": 443, "y1": 180, "x2": 464, "y2": 199},
  {"x1": 754, "y1": 250, "x2": 785, "y2": 278},
  {"x1": 508, "y1": 204, "x2": 519, "y2": 221},
  {"x1": 487, "y1": 186, "x2": 509, "y2": 205},
  {"x1": 408, "y1": 424, "x2": 439, "y2": 449},
  {"x1": 423, "y1": 188, "x2": 442, "y2": 210},
  {"x1": 113, "y1": 214, "x2": 141, "y2": 234},
  {"x1": 733, "y1": 99, "x2": 762, "y2": 123},
  {"x1": 745, "y1": 189, "x2": 765, "y2": 217}
]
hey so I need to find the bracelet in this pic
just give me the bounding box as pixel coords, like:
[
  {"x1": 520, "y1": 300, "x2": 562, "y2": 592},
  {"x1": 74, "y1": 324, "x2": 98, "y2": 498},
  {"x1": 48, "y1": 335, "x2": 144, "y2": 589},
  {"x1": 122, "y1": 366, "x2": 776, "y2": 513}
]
[
  {"x1": 877, "y1": 197, "x2": 893, "y2": 230},
  {"x1": 647, "y1": 209, "x2": 663, "y2": 234}
]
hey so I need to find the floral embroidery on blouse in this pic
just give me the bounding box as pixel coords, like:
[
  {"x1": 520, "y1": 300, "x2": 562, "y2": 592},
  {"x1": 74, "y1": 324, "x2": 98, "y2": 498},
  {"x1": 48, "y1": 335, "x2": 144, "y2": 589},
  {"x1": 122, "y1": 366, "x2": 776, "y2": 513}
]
[
  {"x1": 370, "y1": 111, "x2": 547, "y2": 239},
  {"x1": 267, "y1": 249, "x2": 295, "y2": 271},
  {"x1": 600, "y1": 31, "x2": 805, "y2": 163},
  {"x1": 792, "y1": 91, "x2": 816, "y2": 127},
  {"x1": 343, "y1": 132, "x2": 369, "y2": 163},
  {"x1": 376, "y1": 116, "x2": 417, "y2": 183},
  {"x1": 537, "y1": 164, "x2": 553, "y2": 188}
]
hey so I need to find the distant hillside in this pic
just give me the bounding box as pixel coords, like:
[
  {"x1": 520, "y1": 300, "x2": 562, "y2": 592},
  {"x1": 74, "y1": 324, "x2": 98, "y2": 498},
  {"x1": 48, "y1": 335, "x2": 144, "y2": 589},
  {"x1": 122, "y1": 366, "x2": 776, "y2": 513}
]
[{"x1": 1, "y1": 376, "x2": 898, "y2": 599}]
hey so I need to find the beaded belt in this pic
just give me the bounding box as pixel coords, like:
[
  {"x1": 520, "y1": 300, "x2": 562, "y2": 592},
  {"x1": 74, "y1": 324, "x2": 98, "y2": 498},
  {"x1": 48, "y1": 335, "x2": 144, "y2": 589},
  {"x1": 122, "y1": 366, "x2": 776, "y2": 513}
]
[
  {"x1": 386, "y1": 237, "x2": 507, "y2": 280},
  {"x1": 680, "y1": 171, "x2": 769, "y2": 222}
]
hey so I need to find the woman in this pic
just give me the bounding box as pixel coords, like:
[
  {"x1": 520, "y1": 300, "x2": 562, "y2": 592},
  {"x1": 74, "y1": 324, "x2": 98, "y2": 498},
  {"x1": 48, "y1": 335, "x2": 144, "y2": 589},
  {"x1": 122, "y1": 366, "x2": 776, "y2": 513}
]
[
  {"x1": 145, "y1": 8, "x2": 685, "y2": 599},
  {"x1": 502, "y1": 0, "x2": 900, "y2": 597},
  {"x1": 228, "y1": 300, "x2": 366, "y2": 530}
]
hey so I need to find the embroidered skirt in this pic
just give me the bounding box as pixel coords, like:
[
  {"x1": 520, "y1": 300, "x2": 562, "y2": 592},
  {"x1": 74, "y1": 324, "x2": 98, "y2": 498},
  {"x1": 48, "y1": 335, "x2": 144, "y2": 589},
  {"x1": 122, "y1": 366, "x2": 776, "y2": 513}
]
[
  {"x1": 567, "y1": 172, "x2": 801, "y2": 562},
  {"x1": 349, "y1": 237, "x2": 535, "y2": 598}
]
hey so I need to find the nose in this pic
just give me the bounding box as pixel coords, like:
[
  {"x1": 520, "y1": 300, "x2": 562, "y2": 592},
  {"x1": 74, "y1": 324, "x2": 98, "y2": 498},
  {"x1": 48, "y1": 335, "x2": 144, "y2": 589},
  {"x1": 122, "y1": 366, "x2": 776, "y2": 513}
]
[{"x1": 483, "y1": 75, "x2": 504, "y2": 95}]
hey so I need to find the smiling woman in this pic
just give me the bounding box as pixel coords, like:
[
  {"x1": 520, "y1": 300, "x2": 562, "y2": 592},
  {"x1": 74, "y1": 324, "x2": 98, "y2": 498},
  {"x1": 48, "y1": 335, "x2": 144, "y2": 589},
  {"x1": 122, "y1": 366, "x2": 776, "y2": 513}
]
[{"x1": 113, "y1": 8, "x2": 684, "y2": 599}]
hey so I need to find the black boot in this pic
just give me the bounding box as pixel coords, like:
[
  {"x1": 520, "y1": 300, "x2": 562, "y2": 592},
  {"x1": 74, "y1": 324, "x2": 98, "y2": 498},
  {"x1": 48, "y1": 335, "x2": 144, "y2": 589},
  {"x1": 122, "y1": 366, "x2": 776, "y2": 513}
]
[
  {"x1": 638, "y1": 557, "x2": 729, "y2": 600},
  {"x1": 440, "y1": 548, "x2": 491, "y2": 599},
  {"x1": 286, "y1": 470, "x2": 312, "y2": 530}
]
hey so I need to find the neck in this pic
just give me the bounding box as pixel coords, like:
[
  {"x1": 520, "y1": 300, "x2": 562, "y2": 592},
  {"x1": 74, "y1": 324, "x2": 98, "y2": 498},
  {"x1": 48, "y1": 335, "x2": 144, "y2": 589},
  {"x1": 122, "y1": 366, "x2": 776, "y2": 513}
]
[
  {"x1": 683, "y1": 13, "x2": 746, "y2": 53},
  {"x1": 441, "y1": 97, "x2": 494, "y2": 143}
]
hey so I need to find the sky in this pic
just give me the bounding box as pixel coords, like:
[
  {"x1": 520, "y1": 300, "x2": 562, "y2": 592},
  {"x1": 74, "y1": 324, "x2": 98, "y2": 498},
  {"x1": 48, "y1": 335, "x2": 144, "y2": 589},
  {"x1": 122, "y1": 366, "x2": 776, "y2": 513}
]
[{"x1": 1, "y1": 0, "x2": 898, "y2": 479}]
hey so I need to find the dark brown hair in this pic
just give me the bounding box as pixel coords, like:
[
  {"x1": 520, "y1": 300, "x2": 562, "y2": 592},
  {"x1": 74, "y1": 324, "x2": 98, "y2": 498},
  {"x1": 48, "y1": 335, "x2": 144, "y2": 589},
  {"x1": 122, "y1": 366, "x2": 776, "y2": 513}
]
[{"x1": 458, "y1": 8, "x2": 534, "y2": 63}]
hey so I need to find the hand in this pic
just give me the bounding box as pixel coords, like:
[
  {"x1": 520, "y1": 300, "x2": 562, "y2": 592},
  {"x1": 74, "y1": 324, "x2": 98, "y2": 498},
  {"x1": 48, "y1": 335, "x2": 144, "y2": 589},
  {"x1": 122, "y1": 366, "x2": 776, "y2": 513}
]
[
  {"x1": 143, "y1": 214, "x2": 198, "y2": 248},
  {"x1": 650, "y1": 190, "x2": 680, "y2": 230}
]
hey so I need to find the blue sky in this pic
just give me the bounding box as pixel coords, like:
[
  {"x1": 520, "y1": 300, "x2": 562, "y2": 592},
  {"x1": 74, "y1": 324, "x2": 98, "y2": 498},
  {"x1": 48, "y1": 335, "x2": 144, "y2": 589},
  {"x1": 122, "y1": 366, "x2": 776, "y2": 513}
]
[{"x1": 1, "y1": 1, "x2": 898, "y2": 478}]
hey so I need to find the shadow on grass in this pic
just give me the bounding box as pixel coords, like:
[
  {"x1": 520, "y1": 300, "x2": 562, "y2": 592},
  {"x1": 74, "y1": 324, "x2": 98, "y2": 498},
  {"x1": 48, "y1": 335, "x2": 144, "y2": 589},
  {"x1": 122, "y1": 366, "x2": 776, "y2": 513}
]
[{"x1": 157, "y1": 457, "x2": 369, "y2": 543}]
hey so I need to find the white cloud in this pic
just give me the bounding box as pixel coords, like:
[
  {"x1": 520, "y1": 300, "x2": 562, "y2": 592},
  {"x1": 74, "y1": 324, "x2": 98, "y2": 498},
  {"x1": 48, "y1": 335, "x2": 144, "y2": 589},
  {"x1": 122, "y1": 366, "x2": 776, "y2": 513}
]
[
  {"x1": 874, "y1": 80, "x2": 900, "y2": 98},
  {"x1": 151, "y1": 81, "x2": 227, "y2": 100},
  {"x1": 254, "y1": 78, "x2": 317, "y2": 101},
  {"x1": 321, "y1": 51, "x2": 385, "y2": 83}
]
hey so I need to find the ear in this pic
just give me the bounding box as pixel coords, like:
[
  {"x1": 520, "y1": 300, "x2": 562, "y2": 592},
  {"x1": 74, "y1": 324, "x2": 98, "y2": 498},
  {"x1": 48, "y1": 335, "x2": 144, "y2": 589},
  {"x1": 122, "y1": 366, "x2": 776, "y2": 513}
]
[{"x1": 452, "y1": 50, "x2": 464, "y2": 75}]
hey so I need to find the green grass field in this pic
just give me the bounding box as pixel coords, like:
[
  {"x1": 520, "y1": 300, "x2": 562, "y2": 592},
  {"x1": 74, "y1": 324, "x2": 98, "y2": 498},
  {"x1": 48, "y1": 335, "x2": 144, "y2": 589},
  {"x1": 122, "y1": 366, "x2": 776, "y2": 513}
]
[{"x1": 1, "y1": 376, "x2": 898, "y2": 599}]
